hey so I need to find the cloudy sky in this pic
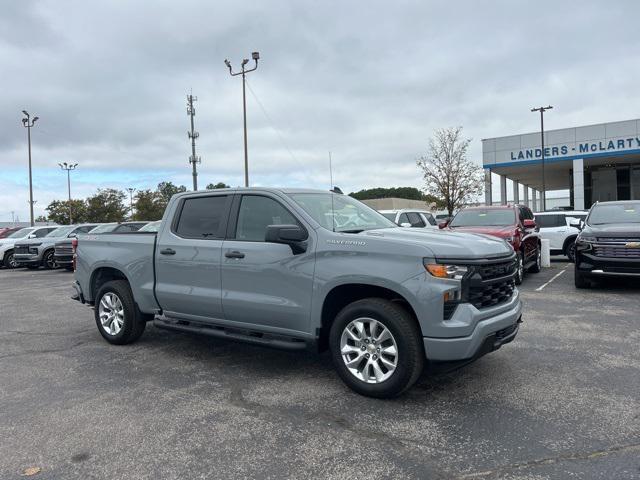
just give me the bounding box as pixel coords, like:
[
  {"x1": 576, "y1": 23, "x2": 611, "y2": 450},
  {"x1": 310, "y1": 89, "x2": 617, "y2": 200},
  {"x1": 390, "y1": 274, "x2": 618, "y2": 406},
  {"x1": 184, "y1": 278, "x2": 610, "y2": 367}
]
[{"x1": 2, "y1": 0, "x2": 639, "y2": 222}]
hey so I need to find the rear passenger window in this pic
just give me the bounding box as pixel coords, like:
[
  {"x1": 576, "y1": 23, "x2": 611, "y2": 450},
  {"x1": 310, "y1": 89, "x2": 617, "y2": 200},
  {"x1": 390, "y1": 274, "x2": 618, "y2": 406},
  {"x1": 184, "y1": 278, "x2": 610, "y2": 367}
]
[
  {"x1": 398, "y1": 213, "x2": 410, "y2": 225},
  {"x1": 535, "y1": 215, "x2": 562, "y2": 228},
  {"x1": 175, "y1": 195, "x2": 229, "y2": 239},
  {"x1": 407, "y1": 212, "x2": 426, "y2": 227},
  {"x1": 34, "y1": 229, "x2": 52, "y2": 238},
  {"x1": 423, "y1": 213, "x2": 437, "y2": 226},
  {"x1": 235, "y1": 195, "x2": 298, "y2": 241}
]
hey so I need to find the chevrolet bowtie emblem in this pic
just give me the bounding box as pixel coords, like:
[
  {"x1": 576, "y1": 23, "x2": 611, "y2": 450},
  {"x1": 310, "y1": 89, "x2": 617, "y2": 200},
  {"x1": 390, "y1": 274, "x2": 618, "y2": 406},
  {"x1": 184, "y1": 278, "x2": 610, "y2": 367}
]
[{"x1": 624, "y1": 242, "x2": 640, "y2": 248}]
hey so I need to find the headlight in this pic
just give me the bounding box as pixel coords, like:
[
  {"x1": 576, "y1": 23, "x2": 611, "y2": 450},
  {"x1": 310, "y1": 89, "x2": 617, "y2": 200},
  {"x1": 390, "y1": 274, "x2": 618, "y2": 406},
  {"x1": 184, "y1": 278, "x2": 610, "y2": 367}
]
[
  {"x1": 504, "y1": 236, "x2": 514, "y2": 243},
  {"x1": 424, "y1": 261, "x2": 468, "y2": 280},
  {"x1": 577, "y1": 235, "x2": 596, "y2": 243},
  {"x1": 30, "y1": 242, "x2": 43, "y2": 247}
]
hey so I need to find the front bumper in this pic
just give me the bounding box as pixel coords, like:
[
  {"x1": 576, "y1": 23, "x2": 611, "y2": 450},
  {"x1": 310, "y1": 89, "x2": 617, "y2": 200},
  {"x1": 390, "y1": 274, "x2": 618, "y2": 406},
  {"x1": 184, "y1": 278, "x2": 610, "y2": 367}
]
[
  {"x1": 423, "y1": 293, "x2": 523, "y2": 363},
  {"x1": 13, "y1": 253, "x2": 40, "y2": 265},
  {"x1": 576, "y1": 251, "x2": 640, "y2": 277}
]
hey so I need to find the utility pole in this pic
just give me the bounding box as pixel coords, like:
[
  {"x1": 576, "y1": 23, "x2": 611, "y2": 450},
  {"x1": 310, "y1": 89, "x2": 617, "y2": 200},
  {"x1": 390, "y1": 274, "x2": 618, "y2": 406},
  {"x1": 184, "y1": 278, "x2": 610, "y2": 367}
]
[
  {"x1": 187, "y1": 94, "x2": 201, "y2": 191},
  {"x1": 224, "y1": 52, "x2": 260, "y2": 187},
  {"x1": 127, "y1": 187, "x2": 136, "y2": 219},
  {"x1": 58, "y1": 162, "x2": 78, "y2": 224},
  {"x1": 21, "y1": 110, "x2": 39, "y2": 226},
  {"x1": 531, "y1": 105, "x2": 553, "y2": 211}
]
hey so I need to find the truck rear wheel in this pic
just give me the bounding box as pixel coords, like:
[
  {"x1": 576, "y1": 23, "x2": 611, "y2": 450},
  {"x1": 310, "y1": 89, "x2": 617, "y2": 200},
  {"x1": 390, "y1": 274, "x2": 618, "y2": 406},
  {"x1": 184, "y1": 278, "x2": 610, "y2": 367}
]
[
  {"x1": 329, "y1": 298, "x2": 424, "y2": 398},
  {"x1": 94, "y1": 280, "x2": 147, "y2": 345}
]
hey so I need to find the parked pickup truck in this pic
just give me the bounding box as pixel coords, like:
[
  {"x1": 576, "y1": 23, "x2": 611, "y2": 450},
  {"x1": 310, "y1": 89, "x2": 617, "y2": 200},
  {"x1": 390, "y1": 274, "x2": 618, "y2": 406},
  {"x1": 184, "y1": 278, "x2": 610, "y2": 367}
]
[{"x1": 73, "y1": 188, "x2": 522, "y2": 398}]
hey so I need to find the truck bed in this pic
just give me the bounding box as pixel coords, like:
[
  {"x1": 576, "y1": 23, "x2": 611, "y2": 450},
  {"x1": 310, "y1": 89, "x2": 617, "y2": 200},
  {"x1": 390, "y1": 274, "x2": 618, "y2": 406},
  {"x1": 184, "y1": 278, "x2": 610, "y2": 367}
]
[{"x1": 74, "y1": 232, "x2": 159, "y2": 313}]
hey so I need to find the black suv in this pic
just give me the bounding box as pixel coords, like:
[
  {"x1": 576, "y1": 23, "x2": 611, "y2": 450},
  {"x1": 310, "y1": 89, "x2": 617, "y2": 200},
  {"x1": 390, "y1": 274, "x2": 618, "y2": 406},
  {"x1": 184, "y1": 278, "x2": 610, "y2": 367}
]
[{"x1": 574, "y1": 200, "x2": 640, "y2": 288}]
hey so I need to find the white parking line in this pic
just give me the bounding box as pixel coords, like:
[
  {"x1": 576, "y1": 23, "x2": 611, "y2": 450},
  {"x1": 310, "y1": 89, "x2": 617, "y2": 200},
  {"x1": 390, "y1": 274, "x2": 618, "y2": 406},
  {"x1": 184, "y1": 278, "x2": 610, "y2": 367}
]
[{"x1": 535, "y1": 266, "x2": 569, "y2": 291}]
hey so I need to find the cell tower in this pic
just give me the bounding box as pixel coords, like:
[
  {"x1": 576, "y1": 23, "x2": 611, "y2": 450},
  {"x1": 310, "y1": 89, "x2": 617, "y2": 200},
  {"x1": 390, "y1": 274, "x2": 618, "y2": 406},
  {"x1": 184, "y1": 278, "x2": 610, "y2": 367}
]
[{"x1": 187, "y1": 94, "x2": 201, "y2": 190}]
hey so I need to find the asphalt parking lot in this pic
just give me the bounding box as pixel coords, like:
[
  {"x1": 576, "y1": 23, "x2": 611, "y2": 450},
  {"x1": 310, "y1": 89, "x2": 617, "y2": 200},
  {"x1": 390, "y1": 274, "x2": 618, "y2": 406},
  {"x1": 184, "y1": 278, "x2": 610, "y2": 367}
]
[{"x1": 0, "y1": 264, "x2": 639, "y2": 479}]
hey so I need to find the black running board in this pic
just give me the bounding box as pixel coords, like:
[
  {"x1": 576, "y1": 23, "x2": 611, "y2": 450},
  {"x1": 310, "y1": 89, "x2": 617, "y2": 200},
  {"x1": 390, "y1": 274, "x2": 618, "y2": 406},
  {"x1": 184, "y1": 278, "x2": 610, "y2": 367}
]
[{"x1": 153, "y1": 318, "x2": 308, "y2": 351}]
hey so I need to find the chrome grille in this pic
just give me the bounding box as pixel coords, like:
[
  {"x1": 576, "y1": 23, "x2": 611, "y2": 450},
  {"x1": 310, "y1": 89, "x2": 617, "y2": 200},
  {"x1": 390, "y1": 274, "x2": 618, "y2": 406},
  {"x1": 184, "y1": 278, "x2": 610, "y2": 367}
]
[{"x1": 593, "y1": 245, "x2": 640, "y2": 258}]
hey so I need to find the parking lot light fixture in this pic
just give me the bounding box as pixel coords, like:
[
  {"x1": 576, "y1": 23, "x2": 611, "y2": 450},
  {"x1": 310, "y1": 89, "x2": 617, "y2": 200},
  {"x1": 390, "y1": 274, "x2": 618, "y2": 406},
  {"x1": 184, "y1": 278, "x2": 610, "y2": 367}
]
[
  {"x1": 531, "y1": 105, "x2": 553, "y2": 211},
  {"x1": 224, "y1": 51, "x2": 260, "y2": 187},
  {"x1": 22, "y1": 110, "x2": 38, "y2": 226},
  {"x1": 59, "y1": 162, "x2": 78, "y2": 224}
]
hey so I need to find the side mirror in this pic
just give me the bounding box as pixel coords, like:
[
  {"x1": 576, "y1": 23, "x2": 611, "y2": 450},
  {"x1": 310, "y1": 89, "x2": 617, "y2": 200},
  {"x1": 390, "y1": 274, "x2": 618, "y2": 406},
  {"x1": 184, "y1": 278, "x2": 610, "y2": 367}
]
[
  {"x1": 523, "y1": 219, "x2": 536, "y2": 229},
  {"x1": 438, "y1": 221, "x2": 448, "y2": 229},
  {"x1": 28, "y1": 234, "x2": 36, "y2": 239},
  {"x1": 265, "y1": 224, "x2": 308, "y2": 254},
  {"x1": 570, "y1": 220, "x2": 584, "y2": 230},
  {"x1": 399, "y1": 222, "x2": 412, "y2": 228},
  {"x1": 68, "y1": 233, "x2": 77, "y2": 238}
]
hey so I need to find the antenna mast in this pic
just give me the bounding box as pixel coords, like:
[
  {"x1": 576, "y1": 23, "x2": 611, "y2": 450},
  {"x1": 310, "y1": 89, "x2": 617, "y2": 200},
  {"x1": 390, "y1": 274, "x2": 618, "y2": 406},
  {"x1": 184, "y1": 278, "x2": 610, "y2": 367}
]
[
  {"x1": 187, "y1": 94, "x2": 201, "y2": 190},
  {"x1": 329, "y1": 151, "x2": 335, "y2": 232}
]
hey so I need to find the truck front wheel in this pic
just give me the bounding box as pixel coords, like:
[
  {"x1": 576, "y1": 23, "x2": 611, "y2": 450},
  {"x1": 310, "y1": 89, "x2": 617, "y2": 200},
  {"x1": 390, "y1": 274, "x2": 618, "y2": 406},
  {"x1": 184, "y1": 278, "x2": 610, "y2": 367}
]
[
  {"x1": 329, "y1": 298, "x2": 424, "y2": 398},
  {"x1": 94, "y1": 280, "x2": 147, "y2": 345}
]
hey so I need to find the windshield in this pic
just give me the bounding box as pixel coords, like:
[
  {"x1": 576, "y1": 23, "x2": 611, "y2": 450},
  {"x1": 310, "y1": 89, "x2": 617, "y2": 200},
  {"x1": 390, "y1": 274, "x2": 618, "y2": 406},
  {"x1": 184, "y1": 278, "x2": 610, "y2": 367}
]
[
  {"x1": 450, "y1": 209, "x2": 516, "y2": 227},
  {"x1": 7, "y1": 228, "x2": 33, "y2": 238},
  {"x1": 588, "y1": 203, "x2": 640, "y2": 225},
  {"x1": 380, "y1": 213, "x2": 397, "y2": 222},
  {"x1": 45, "y1": 226, "x2": 75, "y2": 238},
  {"x1": 138, "y1": 221, "x2": 161, "y2": 232},
  {"x1": 88, "y1": 223, "x2": 117, "y2": 233},
  {"x1": 289, "y1": 193, "x2": 397, "y2": 232}
]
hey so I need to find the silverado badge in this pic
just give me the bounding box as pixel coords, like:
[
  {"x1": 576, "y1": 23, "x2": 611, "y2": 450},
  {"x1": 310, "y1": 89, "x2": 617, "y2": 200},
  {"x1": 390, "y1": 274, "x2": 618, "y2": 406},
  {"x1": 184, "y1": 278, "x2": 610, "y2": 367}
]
[{"x1": 624, "y1": 242, "x2": 640, "y2": 248}]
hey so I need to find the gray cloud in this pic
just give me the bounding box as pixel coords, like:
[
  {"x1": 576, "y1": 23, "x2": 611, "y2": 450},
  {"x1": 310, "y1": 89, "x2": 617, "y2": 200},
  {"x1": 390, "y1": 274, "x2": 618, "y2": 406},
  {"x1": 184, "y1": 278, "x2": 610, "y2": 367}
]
[{"x1": 1, "y1": 0, "x2": 639, "y2": 220}]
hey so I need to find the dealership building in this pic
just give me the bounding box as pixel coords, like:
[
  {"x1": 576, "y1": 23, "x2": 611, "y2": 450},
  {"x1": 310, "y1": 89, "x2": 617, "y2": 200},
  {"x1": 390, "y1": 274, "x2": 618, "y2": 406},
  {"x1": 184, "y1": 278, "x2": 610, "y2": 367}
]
[{"x1": 482, "y1": 118, "x2": 640, "y2": 211}]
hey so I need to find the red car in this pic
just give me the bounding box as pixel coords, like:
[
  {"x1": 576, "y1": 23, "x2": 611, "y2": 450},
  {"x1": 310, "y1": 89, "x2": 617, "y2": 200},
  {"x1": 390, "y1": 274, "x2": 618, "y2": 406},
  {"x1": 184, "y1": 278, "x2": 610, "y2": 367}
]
[
  {"x1": 442, "y1": 205, "x2": 541, "y2": 284},
  {"x1": 0, "y1": 227, "x2": 25, "y2": 239}
]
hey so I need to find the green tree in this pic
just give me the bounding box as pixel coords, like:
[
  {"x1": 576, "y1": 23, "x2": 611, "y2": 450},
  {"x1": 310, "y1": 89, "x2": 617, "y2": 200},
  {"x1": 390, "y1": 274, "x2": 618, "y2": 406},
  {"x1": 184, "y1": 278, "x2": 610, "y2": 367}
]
[
  {"x1": 416, "y1": 126, "x2": 484, "y2": 216},
  {"x1": 45, "y1": 199, "x2": 88, "y2": 225},
  {"x1": 133, "y1": 189, "x2": 165, "y2": 221},
  {"x1": 206, "y1": 182, "x2": 230, "y2": 189},
  {"x1": 85, "y1": 189, "x2": 128, "y2": 222},
  {"x1": 349, "y1": 187, "x2": 445, "y2": 208},
  {"x1": 157, "y1": 181, "x2": 187, "y2": 205},
  {"x1": 35, "y1": 215, "x2": 48, "y2": 223}
]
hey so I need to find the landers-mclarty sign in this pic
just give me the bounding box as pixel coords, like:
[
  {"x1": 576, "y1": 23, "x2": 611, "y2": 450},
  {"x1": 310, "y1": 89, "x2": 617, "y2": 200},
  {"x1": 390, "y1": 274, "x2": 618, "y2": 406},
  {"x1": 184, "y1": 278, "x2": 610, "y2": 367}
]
[{"x1": 510, "y1": 136, "x2": 640, "y2": 161}]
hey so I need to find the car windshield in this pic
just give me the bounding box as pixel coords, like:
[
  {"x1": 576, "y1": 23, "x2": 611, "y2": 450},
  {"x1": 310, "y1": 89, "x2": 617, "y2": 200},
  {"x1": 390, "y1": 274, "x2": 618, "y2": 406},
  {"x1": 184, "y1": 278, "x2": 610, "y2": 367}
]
[
  {"x1": 450, "y1": 209, "x2": 516, "y2": 227},
  {"x1": 138, "y1": 221, "x2": 161, "y2": 232},
  {"x1": 289, "y1": 193, "x2": 397, "y2": 232},
  {"x1": 380, "y1": 213, "x2": 397, "y2": 222},
  {"x1": 45, "y1": 226, "x2": 75, "y2": 238},
  {"x1": 588, "y1": 203, "x2": 640, "y2": 225},
  {"x1": 7, "y1": 228, "x2": 33, "y2": 238},
  {"x1": 88, "y1": 223, "x2": 117, "y2": 233}
]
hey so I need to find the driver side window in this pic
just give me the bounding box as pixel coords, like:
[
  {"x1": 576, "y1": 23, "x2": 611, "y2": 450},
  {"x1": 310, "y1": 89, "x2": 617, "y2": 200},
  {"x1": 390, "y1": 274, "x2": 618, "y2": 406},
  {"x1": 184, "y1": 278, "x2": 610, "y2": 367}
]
[{"x1": 235, "y1": 195, "x2": 298, "y2": 242}]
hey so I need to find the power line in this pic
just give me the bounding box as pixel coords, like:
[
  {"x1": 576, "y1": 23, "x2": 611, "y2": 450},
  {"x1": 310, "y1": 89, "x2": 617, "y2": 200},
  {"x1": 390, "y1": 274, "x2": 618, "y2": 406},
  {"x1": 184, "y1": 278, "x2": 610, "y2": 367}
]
[{"x1": 244, "y1": 79, "x2": 316, "y2": 183}]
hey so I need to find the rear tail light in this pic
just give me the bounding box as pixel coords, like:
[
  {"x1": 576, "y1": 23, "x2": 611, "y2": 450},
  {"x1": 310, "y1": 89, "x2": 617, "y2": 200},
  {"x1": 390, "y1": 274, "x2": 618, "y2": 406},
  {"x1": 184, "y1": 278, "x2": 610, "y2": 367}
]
[{"x1": 71, "y1": 238, "x2": 78, "y2": 271}]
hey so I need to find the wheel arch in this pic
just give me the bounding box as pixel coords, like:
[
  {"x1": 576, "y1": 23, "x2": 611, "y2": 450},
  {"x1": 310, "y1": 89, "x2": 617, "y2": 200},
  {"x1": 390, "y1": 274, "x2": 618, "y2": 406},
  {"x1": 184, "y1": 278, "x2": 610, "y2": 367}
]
[
  {"x1": 562, "y1": 234, "x2": 578, "y2": 254},
  {"x1": 90, "y1": 266, "x2": 130, "y2": 301},
  {"x1": 318, "y1": 283, "x2": 419, "y2": 352}
]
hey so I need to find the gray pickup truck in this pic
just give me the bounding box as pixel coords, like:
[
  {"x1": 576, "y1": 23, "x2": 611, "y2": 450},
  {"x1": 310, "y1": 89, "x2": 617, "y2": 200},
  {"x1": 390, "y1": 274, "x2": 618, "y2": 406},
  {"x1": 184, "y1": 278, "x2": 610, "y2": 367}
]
[{"x1": 73, "y1": 188, "x2": 522, "y2": 398}]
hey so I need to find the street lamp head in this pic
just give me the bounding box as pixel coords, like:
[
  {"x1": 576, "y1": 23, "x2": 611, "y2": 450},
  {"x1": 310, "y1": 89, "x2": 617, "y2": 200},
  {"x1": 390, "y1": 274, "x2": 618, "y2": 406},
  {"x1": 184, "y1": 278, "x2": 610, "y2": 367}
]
[
  {"x1": 32, "y1": 116, "x2": 39, "y2": 123},
  {"x1": 546, "y1": 105, "x2": 553, "y2": 110},
  {"x1": 242, "y1": 58, "x2": 249, "y2": 66},
  {"x1": 22, "y1": 118, "x2": 28, "y2": 126},
  {"x1": 22, "y1": 110, "x2": 29, "y2": 117},
  {"x1": 72, "y1": 163, "x2": 78, "y2": 168},
  {"x1": 251, "y1": 51, "x2": 260, "y2": 61},
  {"x1": 224, "y1": 59, "x2": 231, "y2": 68}
]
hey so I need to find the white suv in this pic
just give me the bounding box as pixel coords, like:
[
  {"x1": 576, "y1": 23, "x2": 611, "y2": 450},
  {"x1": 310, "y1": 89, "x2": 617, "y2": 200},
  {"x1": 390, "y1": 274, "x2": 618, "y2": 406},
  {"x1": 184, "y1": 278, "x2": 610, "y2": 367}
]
[
  {"x1": 534, "y1": 210, "x2": 588, "y2": 262},
  {"x1": 379, "y1": 209, "x2": 439, "y2": 229}
]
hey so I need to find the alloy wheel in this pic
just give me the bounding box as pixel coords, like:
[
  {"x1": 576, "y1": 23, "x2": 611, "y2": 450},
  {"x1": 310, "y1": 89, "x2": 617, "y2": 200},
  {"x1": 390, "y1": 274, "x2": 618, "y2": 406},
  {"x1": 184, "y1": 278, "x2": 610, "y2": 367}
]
[
  {"x1": 45, "y1": 252, "x2": 57, "y2": 269},
  {"x1": 98, "y1": 292, "x2": 125, "y2": 336},
  {"x1": 8, "y1": 253, "x2": 18, "y2": 268},
  {"x1": 340, "y1": 317, "x2": 398, "y2": 384}
]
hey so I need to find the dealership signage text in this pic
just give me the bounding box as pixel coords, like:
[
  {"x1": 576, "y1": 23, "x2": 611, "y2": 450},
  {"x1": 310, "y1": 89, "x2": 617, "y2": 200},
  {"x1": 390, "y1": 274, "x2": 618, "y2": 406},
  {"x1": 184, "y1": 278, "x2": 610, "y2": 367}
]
[{"x1": 510, "y1": 136, "x2": 640, "y2": 161}]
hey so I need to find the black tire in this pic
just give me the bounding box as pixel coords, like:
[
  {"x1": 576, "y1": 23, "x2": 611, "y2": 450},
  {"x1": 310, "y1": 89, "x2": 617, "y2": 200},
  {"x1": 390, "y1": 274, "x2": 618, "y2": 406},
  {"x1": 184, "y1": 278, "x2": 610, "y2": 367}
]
[
  {"x1": 65, "y1": 266, "x2": 74, "y2": 271},
  {"x1": 565, "y1": 240, "x2": 576, "y2": 263},
  {"x1": 514, "y1": 252, "x2": 524, "y2": 285},
  {"x1": 574, "y1": 265, "x2": 591, "y2": 289},
  {"x1": 42, "y1": 249, "x2": 58, "y2": 269},
  {"x1": 94, "y1": 280, "x2": 147, "y2": 345},
  {"x1": 3, "y1": 250, "x2": 17, "y2": 269},
  {"x1": 528, "y1": 244, "x2": 541, "y2": 273},
  {"x1": 329, "y1": 298, "x2": 424, "y2": 398}
]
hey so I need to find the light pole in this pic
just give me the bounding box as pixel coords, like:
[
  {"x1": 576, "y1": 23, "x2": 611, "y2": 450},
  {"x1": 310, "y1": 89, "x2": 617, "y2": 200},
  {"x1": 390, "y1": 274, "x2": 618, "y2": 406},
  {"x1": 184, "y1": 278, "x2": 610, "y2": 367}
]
[
  {"x1": 224, "y1": 51, "x2": 260, "y2": 187},
  {"x1": 58, "y1": 162, "x2": 78, "y2": 224},
  {"x1": 127, "y1": 187, "x2": 136, "y2": 219},
  {"x1": 22, "y1": 110, "x2": 39, "y2": 226},
  {"x1": 531, "y1": 105, "x2": 553, "y2": 211}
]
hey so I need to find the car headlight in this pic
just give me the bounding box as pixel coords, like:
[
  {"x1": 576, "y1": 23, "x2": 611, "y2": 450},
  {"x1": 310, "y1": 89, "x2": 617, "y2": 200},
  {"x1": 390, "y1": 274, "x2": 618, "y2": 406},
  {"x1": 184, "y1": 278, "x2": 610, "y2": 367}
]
[
  {"x1": 424, "y1": 261, "x2": 468, "y2": 280},
  {"x1": 577, "y1": 235, "x2": 596, "y2": 243}
]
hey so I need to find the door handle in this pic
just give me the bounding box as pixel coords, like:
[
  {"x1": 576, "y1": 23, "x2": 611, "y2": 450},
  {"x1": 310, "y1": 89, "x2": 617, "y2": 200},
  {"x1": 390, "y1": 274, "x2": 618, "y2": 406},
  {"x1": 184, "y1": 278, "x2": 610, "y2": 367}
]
[
  {"x1": 160, "y1": 248, "x2": 176, "y2": 255},
  {"x1": 225, "y1": 250, "x2": 245, "y2": 259}
]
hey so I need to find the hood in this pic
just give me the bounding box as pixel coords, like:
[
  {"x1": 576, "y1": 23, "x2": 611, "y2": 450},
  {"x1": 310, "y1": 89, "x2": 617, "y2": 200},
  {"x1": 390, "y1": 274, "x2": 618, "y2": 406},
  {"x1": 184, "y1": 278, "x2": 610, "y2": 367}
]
[
  {"x1": 362, "y1": 227, "x2": 513, "y2": 260},
  {"x1": 447, "y1": 225, "x2": 515, "y2": 238},
  {"x1": 14, "y1": 237, "x2": 50, "y2": 246},
  {"x1": 584, "y1": 223, "x2": 640, "y2": 236}
]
